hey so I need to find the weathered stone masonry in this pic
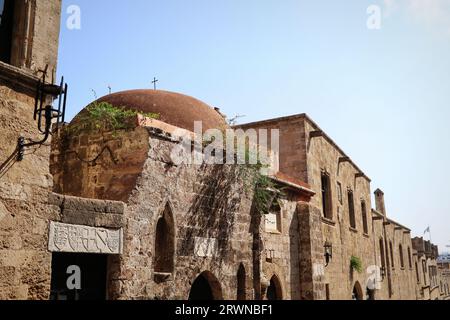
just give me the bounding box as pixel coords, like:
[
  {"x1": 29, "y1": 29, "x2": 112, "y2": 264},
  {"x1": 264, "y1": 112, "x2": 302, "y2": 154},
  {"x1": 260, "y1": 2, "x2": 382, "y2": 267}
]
[
  {"x1": 0, "y1": 0, "x2": 62, "y2": 300},
  {"x1": 1, "y1": 0, "x2": 449, "y2": 300}
]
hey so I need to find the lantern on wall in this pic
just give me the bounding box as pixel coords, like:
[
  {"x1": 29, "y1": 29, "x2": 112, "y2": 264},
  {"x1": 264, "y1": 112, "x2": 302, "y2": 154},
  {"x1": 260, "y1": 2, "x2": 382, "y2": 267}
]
[{"x1": 324, "y1": 240, "x2": 333, "y2": 267}]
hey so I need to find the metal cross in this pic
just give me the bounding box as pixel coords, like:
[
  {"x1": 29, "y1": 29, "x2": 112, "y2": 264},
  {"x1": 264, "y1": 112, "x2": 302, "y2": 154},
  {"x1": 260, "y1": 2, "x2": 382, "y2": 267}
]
[{"x1": 152, "y1": 77, "x2": 159, "y2": 90}]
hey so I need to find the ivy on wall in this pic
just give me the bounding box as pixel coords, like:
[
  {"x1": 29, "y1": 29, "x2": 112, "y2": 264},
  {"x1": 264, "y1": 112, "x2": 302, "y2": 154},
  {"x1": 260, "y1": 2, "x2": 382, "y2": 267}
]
[{"x1": 350, "y1": 256, "x2": 363, "y2": 273}]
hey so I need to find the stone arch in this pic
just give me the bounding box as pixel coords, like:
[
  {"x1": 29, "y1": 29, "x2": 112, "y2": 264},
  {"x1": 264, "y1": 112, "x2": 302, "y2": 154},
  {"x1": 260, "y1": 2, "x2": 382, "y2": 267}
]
[
  {"x1": 237, "y1": 263, "x2": 246, "y2": 300},
  {"x1": 189, "y1": 271, "x2": 223, "y2": 301},
  {"x1": 352, "y1": 281, "x2": 364, "y2": 300},
  {"x1": 153, "y1": 202, "x2": 175, "y2": 274},
  {"x1": 267, "y1": 274, "x2": 283, "y2": 301}
]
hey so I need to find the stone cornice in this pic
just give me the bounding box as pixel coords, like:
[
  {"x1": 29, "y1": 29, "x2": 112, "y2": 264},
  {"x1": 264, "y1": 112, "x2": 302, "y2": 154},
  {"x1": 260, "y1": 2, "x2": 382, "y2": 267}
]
[{"x1": 0, "y1": 61, "x2": 40, "y2": 94}]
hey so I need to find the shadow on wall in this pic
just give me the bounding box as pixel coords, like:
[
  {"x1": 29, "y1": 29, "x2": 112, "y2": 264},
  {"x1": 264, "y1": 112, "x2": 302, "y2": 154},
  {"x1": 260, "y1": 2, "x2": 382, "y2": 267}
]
[
  {"x1": 0, "y1": 143, "x2": 43, "y2": 180},
  {"x1": 0, "y1": 148, "x2": 19, "y2": 180},
  {"x1": 179, "y1": 164, "x2": 245, "y2": 261},
  {"x1": 289, "y1": 212, "x2": 301, "y2": 300}
]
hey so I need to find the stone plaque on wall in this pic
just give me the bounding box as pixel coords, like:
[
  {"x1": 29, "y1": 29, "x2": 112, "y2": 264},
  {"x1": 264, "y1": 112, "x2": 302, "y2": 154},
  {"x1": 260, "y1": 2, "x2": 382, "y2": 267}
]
[
  {"x1": 194, "y1": 237, "x2": 218, "y2": 257},
  {"x1": 48, "y1": 221, "x2": 123, "y2": 255}
]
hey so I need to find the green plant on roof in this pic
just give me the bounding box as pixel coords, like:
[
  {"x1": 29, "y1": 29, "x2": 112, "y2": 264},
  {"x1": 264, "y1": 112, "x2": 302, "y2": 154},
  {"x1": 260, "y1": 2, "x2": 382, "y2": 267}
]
[{"x1": 68, "y1": 101, "x2": 159, "y2": 135}]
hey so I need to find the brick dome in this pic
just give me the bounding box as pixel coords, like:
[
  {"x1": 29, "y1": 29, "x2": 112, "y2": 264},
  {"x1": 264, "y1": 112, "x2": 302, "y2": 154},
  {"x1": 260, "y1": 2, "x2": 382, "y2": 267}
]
[{"x1": 74, "y1": 90, "x2": 228, "y2": 132}]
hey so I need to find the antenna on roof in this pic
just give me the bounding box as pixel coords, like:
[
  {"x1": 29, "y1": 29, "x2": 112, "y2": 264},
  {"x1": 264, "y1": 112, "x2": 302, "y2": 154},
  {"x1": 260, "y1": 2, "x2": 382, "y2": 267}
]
[{"x1": 228, "y1": 114, "x2": 246, "y2": 126}]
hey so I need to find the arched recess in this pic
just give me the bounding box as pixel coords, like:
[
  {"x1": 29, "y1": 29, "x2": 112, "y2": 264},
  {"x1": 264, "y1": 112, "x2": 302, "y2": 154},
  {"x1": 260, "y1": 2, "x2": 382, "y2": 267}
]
[
  {"x1": 352, "y1": 281, "x2": 364, "y2": 300},
  {"x1": 189, "y1": 271, "x2": 223, "y2": 301},
  {"x1": 399, "y1": 244, "x2": 404, "y2": 268},
  {"x1": 267, "y1": 274, "x2": 283, "y2": 301},
  {"x1": 153, "y1": 203, "x2": 175, "y2": 274},
  {"x1": 237, "y1": 263, "x2": 246, "y2": 300}
]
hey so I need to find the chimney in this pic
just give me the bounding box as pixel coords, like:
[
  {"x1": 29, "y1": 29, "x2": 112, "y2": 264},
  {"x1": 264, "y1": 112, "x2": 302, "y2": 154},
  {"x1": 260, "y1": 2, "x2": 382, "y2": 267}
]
[{"x1": 374, "y1": 189, "x2": 386, "y2": 216}]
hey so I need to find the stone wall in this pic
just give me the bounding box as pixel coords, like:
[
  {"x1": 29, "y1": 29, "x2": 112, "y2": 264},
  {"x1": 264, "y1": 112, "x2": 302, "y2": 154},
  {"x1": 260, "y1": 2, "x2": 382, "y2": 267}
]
[
  {"x1": 51, "y1": 126, "x2": 150, "y2": 202},
  {"x1": 237, "y1": 117, "x2": 326, "y2": 300},
  {"x1": 412, "y1": 237, "x2": 450, "y2": 300},
  {"x1": 383, "y1": 224, "x2": 417, "y2": 300},
  {"x1": 236, "y1": 116, "x2": 308, "y2": 183},
  {"x1": 262, "y1": 197, "x2": 303, "y2": 300},
  {"x1": 10, "y1": 0, "x2": 62, "y2": 75},
  {"x1": 237, "y1": 114, "x2": 422, "y2": 300},
  {"x1": 51, "y1": 124, "x2": 256, "y2": 300},
  {"x1": 303, "y1": 118, "x2": 377, "y2": 300},
  {"x1": 0, "y1": 0, "x2": 62, "y2": 300},
  {"x1": 0, "y1": 72, "x2": 56, "y2": 299}
]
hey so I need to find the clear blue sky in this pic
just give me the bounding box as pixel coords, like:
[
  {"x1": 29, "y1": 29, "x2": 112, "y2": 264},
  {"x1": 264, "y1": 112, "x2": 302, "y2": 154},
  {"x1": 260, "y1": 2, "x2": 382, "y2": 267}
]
[{"x1": 57, "y1": 0, "x2": 450, "y2": 252}]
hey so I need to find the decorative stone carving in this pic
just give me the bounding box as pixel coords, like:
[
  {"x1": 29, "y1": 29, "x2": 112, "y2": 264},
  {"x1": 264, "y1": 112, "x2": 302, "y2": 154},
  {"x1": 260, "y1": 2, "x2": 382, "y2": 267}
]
[
  {"x1": 194, "y1": 237, "x2": 218, "y2": 257},
  {"x1": 48, "y1": 221, "x2": 123, "y2": 254}
]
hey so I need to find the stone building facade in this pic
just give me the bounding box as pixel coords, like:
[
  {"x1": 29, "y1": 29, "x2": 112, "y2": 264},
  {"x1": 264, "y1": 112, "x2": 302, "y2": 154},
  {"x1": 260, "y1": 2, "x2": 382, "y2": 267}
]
[
  {"x1": 1, "y1": 1, "x2": 449, "y2": 301},
  {"x1": 237, "y1": 115, "x2": 449, "y2": 300},
  {"x1": 49, "y1": 106, "x2": 257, "y2": 300},
  {"x1": 0, "y1": 0, "x2": 62, "y2": 299}
]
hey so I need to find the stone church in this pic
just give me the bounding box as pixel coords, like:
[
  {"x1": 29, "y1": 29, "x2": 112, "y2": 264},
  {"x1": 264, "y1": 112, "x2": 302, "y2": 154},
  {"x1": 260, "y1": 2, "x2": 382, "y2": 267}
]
[{"x1": 0, "y1": 0, "x2": 449, "y2": 300}]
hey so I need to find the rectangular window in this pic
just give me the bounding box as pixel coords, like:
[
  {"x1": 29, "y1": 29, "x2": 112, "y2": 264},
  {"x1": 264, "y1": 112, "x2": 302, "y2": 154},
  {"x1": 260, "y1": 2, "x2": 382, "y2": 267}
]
[
  {"x1": 422, "y1": 261, "x2": 427, "y2": 284},
  {"x1": 429, "y1": 267, "x2": 433, "y2": 287},
  {"x1": 337, "y1": 182, "x2": 343, "y2": 205},
  {"x1": 415, "y1": 262, "x2": 420, "y2": 283},
  {"x1": 348, "y1": 189, "x2": 356, "y2": 229},
  {"x1": 265, "y1": 201, "x2": 282, "y2": 233},
  {"x1": 408, "y1": 247, "x2": 412, "y2": 269},
  {"x1": 361, "y1": 200, "x2": 368, "y2": 234},
  {"x1": 321, "y1": 173, "x2": 333, "y2": 220},
  {"x1": 379, "y1": 238, "x2": 386, "y2": 270},
  {"x1": 390, "y1": 242, "x2": 395, "y2": 268},
  {"x1": 399, "y1": 245, "x2": 404, "y2": 268},
  {"x1": 0, "y1": 0, "x2": 14, "y2": 63}
]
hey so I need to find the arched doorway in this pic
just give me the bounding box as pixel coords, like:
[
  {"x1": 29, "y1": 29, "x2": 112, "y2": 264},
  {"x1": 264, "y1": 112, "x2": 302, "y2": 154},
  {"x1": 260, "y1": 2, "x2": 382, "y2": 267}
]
[
  {"x1": 352, "y1": 281, "x2": 364, "y2": 300},
  {"x1": 267, "y1": 275, "x2": 283, "y2": 300},
  {"x1": 189, "y1": 271, "x2": 223, "y2": 301},
  {"x1": 237, "y1": 264, "x2": 246, "y2": 300}
]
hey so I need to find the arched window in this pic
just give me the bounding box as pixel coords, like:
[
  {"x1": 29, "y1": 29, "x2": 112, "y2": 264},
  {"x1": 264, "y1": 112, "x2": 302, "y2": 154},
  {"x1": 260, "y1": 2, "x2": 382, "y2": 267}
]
[
  {"x1": 389, "y1": 241, "x2": 395, "y2": 268},
  {"x1": 237, "y1": 264, "x2": 246, "y2": 300},
  {"x1": 399, "y1": 244, "x2": 404, "y2": 268},
  {"x1": 407, "y1": 247, "x2": 412, "y2": 269},
  {"x1": 361, "y1": 200, "x2": 368, "y2": 234},
  {"x1": 267, "y1": 275, "x2": 283, "y2": 300},
  {"x1": 153, "y1": 204, "x2": 175, "y2": 274},
  {"x1": 352, "y1": 282, "x2": 364, "y2": 300},
  {"x1": 0, "y1": 0, "x2": 14, "y2": 63},
  {"x1": 321, "y1": 172, "x2": 333, "y2": 220}
]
